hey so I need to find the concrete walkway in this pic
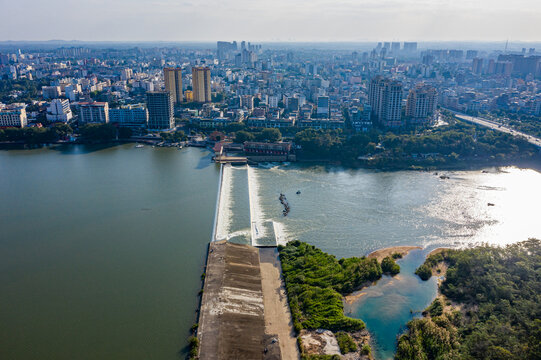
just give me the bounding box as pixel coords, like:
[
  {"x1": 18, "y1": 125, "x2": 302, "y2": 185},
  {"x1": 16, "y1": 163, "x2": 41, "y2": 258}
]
[{"x1": 260, "y1": 248, "x2": 300, "y2": 360}]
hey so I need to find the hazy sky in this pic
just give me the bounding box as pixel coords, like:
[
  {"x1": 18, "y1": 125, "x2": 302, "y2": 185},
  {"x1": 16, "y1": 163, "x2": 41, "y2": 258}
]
[{"x1": 1, "y1": 0, "x2": 540, "y2": 42}]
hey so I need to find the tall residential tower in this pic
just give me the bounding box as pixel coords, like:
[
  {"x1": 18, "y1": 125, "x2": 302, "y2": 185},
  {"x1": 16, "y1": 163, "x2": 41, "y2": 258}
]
[
  {"x1": 146, "y1": 91, "x2": 174, "y2": 129},
  {"x1": 192, "y1": 67, "x2": 211, "y2": 103},
  {"x1": 406, "y1": 84, "x2": 438, "y2": 125},
  {"x1": 164, "y1": 68, "x2": 183, "y2": 104},
  {"x1": 368, "y1": 76, "x2": 403, "y2": 127}
]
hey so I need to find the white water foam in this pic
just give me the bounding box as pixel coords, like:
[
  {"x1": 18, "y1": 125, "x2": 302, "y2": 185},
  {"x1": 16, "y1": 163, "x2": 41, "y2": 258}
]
[
  {"x1": 248, "y1": 165, "x2": 272, "y2": 246},
  {"x1": 214, "y1": 164, "x2": 233, "y2": 241},
  {"x1": 272, "y1": 221, "x2": 289, "y2": 246}
]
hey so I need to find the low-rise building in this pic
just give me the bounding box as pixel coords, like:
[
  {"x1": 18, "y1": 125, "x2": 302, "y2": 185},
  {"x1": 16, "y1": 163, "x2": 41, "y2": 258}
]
[
  {"x1": 79, "y1": 102, "x2": 109, "y2": 124},
  {"x1": 0, "y1": 107, "x2": 27, "y2": 128},
  {"x1": 109, "y1": 104, "x2": 148, "y2": 128}
]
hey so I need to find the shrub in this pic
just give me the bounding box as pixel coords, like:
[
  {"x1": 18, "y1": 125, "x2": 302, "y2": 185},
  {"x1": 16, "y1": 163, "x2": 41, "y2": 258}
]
[
  {"x1": 415, "y1": 264, "x2": 432, "y2": 280},
  {"x1": 361, "y1": 343, "x2": 371, "y2": 355},
  {"x1": 188, "y1": 335, "x2": 199, "y2": 359},
  {"x1": 428, "y1": 298, "x2": 443, "y2": 317},
  {"x1": 336, "y1": 332, "x2": 357, "y2": 354},
  {"x1": 381, "y1": 256, "x2": 400, "y2": 275}
]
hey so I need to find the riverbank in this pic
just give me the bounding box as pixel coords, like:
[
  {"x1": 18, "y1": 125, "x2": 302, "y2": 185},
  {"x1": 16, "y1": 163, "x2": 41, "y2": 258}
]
[{"x1": 396, "y1": 239, "x2": 540, "y2": 360}]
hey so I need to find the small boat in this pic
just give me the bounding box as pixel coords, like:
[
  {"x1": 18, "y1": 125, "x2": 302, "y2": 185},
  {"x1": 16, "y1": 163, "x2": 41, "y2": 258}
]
[
  {"x1": 487, "y1": 203, "x2": 495, "y2": 206},
  {"x1": 296, "y1": 190, "x2": 301, "y2": 195},
  {"x1": 135, "y1": 144, "x2": 144, "y2": 148}
]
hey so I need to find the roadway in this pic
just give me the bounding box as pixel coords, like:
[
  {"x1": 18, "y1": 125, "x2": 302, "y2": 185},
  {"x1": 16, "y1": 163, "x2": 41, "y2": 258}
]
[{"x1": 445, "y1": 109, "x2": 541, "y2": 148}]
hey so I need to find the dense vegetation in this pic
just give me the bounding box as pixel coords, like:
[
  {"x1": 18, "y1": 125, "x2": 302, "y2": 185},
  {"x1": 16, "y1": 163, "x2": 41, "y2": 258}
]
[
  {"x1": 234, "y1": 127, "x2": 282, "y2": 143},
  {"x1": 0, "y1": 78, "x2": 50, "y2": 103},
  {"x1": 0, "y1": 123, "x2": 72, "y2": 144},
  {"x1": 381, "y1": 256, "x2": 400, "y2": 275},
  {"x1": 159, "y1": 130, "x2": 186, "y2": 143},
  {"x1": 278, "y1": 241, "x2": 382, "y2": 332},
  {"x1": 396, "y1": 239, "x2": 541, "y2": 360},
  {"x1": 0, "y1": 123, "x2": 137, "y2": 145},
  {"x1": 481, "y1": 110, "x2": 541, "y2": 138},
  {"x1": 294, "y1": 118, "x2": 538, "y2": 168}
]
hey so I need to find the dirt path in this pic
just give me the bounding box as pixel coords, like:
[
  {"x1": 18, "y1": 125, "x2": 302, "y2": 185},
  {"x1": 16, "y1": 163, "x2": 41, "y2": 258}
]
[{"x1": 259, "y1": 248, "x2": 300, "y2": 360}]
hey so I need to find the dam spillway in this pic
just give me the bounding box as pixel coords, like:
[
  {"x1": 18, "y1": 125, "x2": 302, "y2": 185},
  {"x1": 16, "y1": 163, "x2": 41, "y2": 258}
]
[{"x1": 213, "y1": 164, "x2": 281, "y2": 247}]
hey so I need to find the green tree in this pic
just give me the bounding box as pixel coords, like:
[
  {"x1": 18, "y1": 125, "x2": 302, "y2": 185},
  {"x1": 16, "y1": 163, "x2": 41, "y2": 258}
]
[
  {"x1": 381, "y1": 256, "x2": 400, "y2": 275},
  {"x1": 79, "y1": 123, "x2": 116, "y2": 142},
  {"x1": 257, "y1": 128, "x2": 282, "y2": 142},
  {"x1": 118, "y1": 127, "x2": 133, "y2": 139},
  {"x1": 235, "y1": 130, "x2": 255, "y2": 143}
]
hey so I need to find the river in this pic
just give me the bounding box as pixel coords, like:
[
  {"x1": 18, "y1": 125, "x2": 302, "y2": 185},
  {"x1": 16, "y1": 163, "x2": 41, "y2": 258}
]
[
  {"x1": 1, "y1": 146, "x2": 540, "y2": 360},
  {"x1": 245, "y1": 163, "x2": 541, "y2": 359}
]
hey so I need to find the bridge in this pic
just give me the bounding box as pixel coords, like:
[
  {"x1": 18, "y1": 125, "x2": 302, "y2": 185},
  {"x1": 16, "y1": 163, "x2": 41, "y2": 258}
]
[{"x1": 213, "y1": 155, "x2": 248, "y2": 164}]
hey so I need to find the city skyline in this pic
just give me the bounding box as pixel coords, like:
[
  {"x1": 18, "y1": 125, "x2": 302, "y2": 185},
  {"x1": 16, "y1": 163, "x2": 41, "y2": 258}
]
[{"x1": 2, "y1": 0, "x2": 541, "y2": 42}]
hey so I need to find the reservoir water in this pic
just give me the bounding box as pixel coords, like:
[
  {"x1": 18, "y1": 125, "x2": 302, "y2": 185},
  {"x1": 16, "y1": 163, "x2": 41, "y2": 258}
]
[
  {"x1": 2, "y1": 146, "x2": 540, "y2": 360},
  {"x1": 0, "y1": 145, "x2": 219, "y2": 360}
]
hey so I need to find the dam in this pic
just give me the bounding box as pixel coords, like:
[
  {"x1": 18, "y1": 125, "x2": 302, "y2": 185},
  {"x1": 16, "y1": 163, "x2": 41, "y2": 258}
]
[
  {"x1": 213, "y1": 164, "x2": 283, "y2": 247},
  {"x1": 197, "y1": 164, "x2": 298, "y2": 359}
]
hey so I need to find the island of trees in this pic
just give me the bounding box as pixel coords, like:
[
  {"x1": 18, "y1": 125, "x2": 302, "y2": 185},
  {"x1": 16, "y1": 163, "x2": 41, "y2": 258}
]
[
  {"x1": 278, "y1": 241, "x2": 401, "y2": 359},
  {"x1": 396, "y1": 239, "x2": 540, "y2": 360}
]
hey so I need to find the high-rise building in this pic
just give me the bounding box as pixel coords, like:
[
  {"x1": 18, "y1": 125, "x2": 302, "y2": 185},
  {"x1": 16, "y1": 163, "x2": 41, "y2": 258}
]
[
  {"x1": 46, "y1": 99, "x2": 73, "y2": 123},
  {"x1": 240, "y1": 95, "x2": 254, "y2": 110},
  {"x1": 79, "y1": 102, "x2": 109, "y2": 123},
  {"x1": 146, "y1": 91, "x2": 174, "y2": 129},
  {"x1": 498, "y1": 54, "x2": 541, "y2": 76},
  {"x1": 286, "y1": 96, "x2": 299, "y2": 112},
  {"x1": 217, "y1": 41, "x2": 237, "y2": 60},
  {"x1": 466, "y1": 50, "x2": 479, "y2": 60},
  {"x1": 316, "y1": 96, "x2": 330, "y2": 118},
  {"x1": 121, "y1": 68, "x2": 133, "y2": 81},
  {"x1": 391, "y1": 42, "x2": 401, "y2": 54},
  {"x1": 487, "y1": 59, "x2": 496, "y2": 74},
  {"x1": 368, "y1": 76, "x2": 403, "y2": 127},
  {"x1": 403, "y1": 42, "x2": 418, "y2": 53},
  {"x1": 0, "y1": 107, "x2": 27, "y2": 128},
  {"x1": 406, "y1": 84, "x2": 437, "y2": 125},
  {"x1": 109, "y1": 104, "x2": 148, "y2": 128},
  {"x1": 192, "y1": 67, "x2": 211, "y2": 103},
  {"x1": 164, "y1": 68, "x2": 183, "y2": 104},
  {"x1": 472, "y1": 58, "x2": 483, "y2": 75},
  {"x1": 494, "y1": 61, "x2": 513, "y2": 76}
]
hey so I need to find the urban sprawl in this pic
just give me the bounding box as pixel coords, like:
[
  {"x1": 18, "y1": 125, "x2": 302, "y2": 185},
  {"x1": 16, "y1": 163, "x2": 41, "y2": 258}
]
[{"x1": 1, "y1": 41, "x2": 540, "y2": 145}]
